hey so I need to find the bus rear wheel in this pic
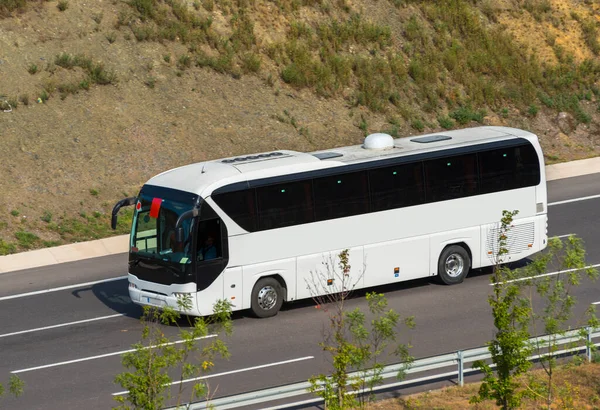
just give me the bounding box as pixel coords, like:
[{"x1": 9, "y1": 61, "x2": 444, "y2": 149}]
[
  {"x1": 437, "y1": 245, "x2": 470, "y2": 285},
  {"x1": 251, "y1": 277, "x2": 284, "y2": 318}
]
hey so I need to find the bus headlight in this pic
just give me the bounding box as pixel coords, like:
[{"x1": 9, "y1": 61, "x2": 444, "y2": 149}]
[{"x1": 129, "y1": 282, "x2": 138, "y2": 289}]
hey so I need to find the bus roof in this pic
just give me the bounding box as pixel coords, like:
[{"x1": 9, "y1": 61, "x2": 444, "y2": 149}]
[{"x1": 144, "y1": 126, "x2": 537, "y2": 197}]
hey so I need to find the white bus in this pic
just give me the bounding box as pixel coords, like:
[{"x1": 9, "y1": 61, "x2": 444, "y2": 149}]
[{"x1": 112, "y1": 126, "x2": 548, "y2": 318}]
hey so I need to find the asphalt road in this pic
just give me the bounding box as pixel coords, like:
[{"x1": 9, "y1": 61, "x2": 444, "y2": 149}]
[{"x1": 1, "y1": 173, "x2": 599, "y2": 410}]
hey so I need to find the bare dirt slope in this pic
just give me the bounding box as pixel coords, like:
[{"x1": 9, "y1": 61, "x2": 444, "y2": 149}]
[{"x1": 0, "y1": 0, "x2": 599, "y2": 252}]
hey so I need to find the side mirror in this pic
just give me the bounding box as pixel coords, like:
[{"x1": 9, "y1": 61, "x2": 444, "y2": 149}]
[
  {"x1": 111, "y1": 197, "x2": 137, "y2": 230},
  {"x1": 175, "y1": 208, "x2": 199, "y2": 230}
]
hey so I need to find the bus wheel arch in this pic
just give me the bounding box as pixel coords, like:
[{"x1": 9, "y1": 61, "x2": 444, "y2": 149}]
[
  {"x1": 437, "y1": 243, "x2": 471, "y2": 285},
  {"x1": 250, "y1": 275, "x2": 287, "y2": 318}
]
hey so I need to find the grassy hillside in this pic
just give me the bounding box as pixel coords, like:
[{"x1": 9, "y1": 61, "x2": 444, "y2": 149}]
[{"x1": 0, "y1": 0, "x2": 599, "y2": 254}]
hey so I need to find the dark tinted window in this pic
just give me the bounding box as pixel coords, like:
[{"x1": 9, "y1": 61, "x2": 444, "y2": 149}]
[
  {"x1": 424, "y1": 153, "x2": 478, "y2": 202},
  {"x1": 256, "y1": 180, "x2": 314, "y2": 230},
  {"x1": 212, "y1": 190, "x2": 257, "y2": 232},
  {"x1": 479, "y1": 143, "x2": 540, "y2": 193},
  {"x1": 313, "y1": 171, "x2": 369, "y2": 221},
  {"x1": 196, "y1": 218, "x2": 223, "y2": 261},
  {"x1": 369, "y1": 162, "x2": 425, "y2": 212}
]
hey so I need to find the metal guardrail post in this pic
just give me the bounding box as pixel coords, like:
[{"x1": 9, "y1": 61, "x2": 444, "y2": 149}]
[
  {"x1": 457, "y1": 350, "x2": 464, "y2": 387},
  {"x1": 588, "y1": 326, "x2": 593, "y2": 362}
]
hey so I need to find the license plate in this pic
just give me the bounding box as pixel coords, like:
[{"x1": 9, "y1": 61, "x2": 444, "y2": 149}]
[{"x1": 146, "y1": 297, "x2": 164, "y2": 306}]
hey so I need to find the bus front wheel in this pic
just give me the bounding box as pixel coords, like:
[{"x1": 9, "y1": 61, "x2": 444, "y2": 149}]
[
  {"x1": 251, "y1": 277, "x2": 284, "y2": 318},
  {"x1": 437, "y1": 245, "x2": 470, "y2": 285}
]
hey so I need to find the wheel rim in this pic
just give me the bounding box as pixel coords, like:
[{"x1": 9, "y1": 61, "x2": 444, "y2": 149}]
[
  {"x1": 257, "y1": 285, "x2": 278, "y2": 310},
  {"x1": 445, "y1": 253, "x2": 464, "y2": 278}
]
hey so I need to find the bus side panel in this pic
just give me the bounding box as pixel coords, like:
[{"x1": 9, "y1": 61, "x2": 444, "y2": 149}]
[
  {"x1": 429, "y1": 227, "x2": 481, "y2": 273},
  {"x1": 196, "y1": 276, "x2": 224, "y2": 316},
  {"x1": 296, "y1": 247, "x2": 364, "y2": 301},
  {"x1": 223, "y1": 266, "x2": 244, "y2": 312},
  {"x1": 241, "y1": 257, "x2": 297, "y2": 310},
  {"x1": 363, "y1": 235, "x2": 429, "y2": 287}
]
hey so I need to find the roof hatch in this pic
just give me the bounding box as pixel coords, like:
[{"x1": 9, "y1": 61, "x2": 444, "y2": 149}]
[
  {"x1": 410, "y1": 135, "x2": 452, "y2": 143},
  {"x1": 312, "y1": 152, "x2": 343, "y2": 160}
]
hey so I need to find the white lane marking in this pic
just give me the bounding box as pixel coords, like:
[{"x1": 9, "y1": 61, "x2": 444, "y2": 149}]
[
  {"x1": 112, "y1": 355, "x2": 315, "y2": 396},
  {"x1": 0, "y1": 276, "x2": 127, "y2": 302},
  {"x1": 548, "y1": 194, "x2": 600, "y2": 207},
  {"x1": 490, "y1": 264, "x2": 600, "y2": 286},
  {"x1": 550, "y1": 234, "x2": 576, "y2": 239},
  {"x1": 592, "y1": 301, "x2": 600, "y2": 305},
  {"x1": 0, "y1": 313, "x2": 126, "y2": 339},
  {"x1": 11, "y1": 334, "x2": 217, "y2": 374}
]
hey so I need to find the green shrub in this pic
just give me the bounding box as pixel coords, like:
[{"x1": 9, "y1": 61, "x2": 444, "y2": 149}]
[
  {"x1": 15, "y1": 231, "x2": 39, "y2": 249},
  {"x1": 528, "y1": 104, "x2": 539, "y2": 117},
  {"x1": 41, "y1": 211, "x2": 53, "y2": 223},
  {"x1": 0, "y1": 239, "x2": 17, "y2": 255},
  {"x1": 450, "y1": 105, "x2": 486, "y2": 124},
  {"x1": 437, "y1": 116, "x2": 454, "y2": 129},
  {"x1": 241, "y1": 52, "x2": 261, "y2": 73},
  {"x1": 0, "y1": 0, "x2": 27, "y2": 15},
  {"x1": 411, "y1": 119, "x2": 425, "y2": 132}
]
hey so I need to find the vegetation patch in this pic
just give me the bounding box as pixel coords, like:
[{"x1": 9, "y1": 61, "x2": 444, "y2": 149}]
[
  {"x1": 0, "y1": 239, "x2": 17, "y2": 255},
  {"x1": 0, "y1": 0, "x2": 31, "y2": 16},
  {"x1": 14, "y1": 230, "x2": 39, "y2": 249},
  {"x1": 36, "y1": 53, "x2": 118, "y2": 100},
  {"x1": 48, "y1": 208, "x2": 132, "y2": 243},
  {"x1": 370, "y1": 362, "x2": 600, "y2": 410}
]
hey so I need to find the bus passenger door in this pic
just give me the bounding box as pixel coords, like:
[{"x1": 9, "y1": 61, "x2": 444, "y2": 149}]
[
  {"x1": 223, "y1": 267, "x2": 243, "y2": 311},
  {"x1": 195, "y1": 217, "x2": 228, "y2": 315}
]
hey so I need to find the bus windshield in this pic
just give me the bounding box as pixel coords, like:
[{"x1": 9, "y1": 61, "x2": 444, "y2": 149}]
[{"x1": 130, "y1": 195, "x2": 195, "y2": 265}]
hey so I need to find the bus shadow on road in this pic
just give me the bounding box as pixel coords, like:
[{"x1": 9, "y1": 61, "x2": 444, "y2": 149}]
[
  {"x1": 279, "y1": 276, "x2": 439, "y2": 315},
  {"x1": 466, "y1": 257, "x2": 535, "y2": 280},
  {"x1": 79, "y1": 257, "x2": 537, "y2": 324},
  {"x1": 279, "y1": 257, "x2": 536, "y2": 315},
  {"x1": 72, "y1": 278, "x2": 143, "y2": 319}
]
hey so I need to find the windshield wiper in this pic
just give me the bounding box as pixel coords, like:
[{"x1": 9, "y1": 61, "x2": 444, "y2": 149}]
[
  {"x1": 129, "y1": 258, "x2": 141, "y2": 268},
  {"x1": 164, "y1": 263, "x2": 185, "y2": 278}
]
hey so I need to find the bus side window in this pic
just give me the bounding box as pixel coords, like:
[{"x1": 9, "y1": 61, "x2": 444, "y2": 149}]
[
  {"x1": 479, "y1": 148, "x2": 515, "y2": 193},
  {"x1": 313, "y1": 171, "x2": 369, "y2": 221},
  {"x1": 197, "y1": 219, "x2": 223, "y2": 261},
  {"x1": 369, "y1": 162, "x2": 424, "y2": 212},
  {"x1": 478, "y1": 145, "x2": 540, "y2": 194},
  {"x1": 256, "y1": 180, "x2": 314, "y2": 230},
  {"x1": 424, "y1": 153, "x2": 478, "y2": 202},
  {"x1": 212, "y1": 190, "x2": 257, "y2": 232}
]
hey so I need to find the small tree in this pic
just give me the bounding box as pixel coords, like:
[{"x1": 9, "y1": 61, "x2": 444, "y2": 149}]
[
  {"x1": 347, "y1": 292, "x2": 415, "y2": 407},
  {"x1": 523, "y1": 234, "x2": 599, "y2": 408},
  {"x1": 113, "y1": 296, "x2": 232, "y2": 410},
  {"x1": 307, "y1": 249, "x2": 415, "y2": 409},
  {"x1": 471, "y1": 210, "x2": 534, "y2": 409},
  {"x1": 0, "y1": 375, "x2": 25, "y2": 400}
]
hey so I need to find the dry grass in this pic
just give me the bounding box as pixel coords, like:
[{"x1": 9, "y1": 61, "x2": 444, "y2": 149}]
[
  {"x1": 368, "y1": 361, "x2": 600, "y2": 409},
  {"x1": 0, "y1": 0, "x2": 599, "y2": 253}
]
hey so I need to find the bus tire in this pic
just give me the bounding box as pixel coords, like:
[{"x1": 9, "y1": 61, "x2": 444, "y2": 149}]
[
  {"x1": 251, "y1": 277, "x2": 284, "y2": 318},
  {"x1": 437, "y1": 245, "x2": 470, "y2": 285}
]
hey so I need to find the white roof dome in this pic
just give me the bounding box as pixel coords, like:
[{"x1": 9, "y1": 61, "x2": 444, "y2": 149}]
[{"x1": 363, "y1": 133, "x2": 394, "y2": 150}]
